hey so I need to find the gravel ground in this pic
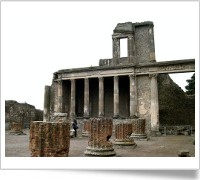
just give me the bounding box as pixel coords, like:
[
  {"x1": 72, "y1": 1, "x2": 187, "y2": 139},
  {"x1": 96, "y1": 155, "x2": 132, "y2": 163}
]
[{"x1": 5, "y1": 129, "x2": 195, "y2": 157}]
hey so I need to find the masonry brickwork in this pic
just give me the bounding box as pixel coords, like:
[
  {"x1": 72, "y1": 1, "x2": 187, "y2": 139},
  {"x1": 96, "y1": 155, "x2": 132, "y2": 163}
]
[
  {"x1": 29, "y1": 121, "x2": 70, "y2": 157},
  {"x1": 5, "y1": 100, "x2": 43, "y2": 130},
  {"x1": 43, "y1": 21, "x2": 195, "y2": 137}
]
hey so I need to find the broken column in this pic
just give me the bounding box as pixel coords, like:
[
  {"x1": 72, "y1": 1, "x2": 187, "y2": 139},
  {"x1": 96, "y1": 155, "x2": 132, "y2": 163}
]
[
  {"x1": 82, "y1": 119, "x2": 91, "y2": 137},
  {"x1": 29, "y1": 116, "x2": 70, "y2": 157},
  {"x1": 84, "y1": 117, "x2": 116, "y2": 156},
  {"x1": 114, "y1": 121, "x2": 137, "y2": 147},
  {"x1": 130, "y1": 118, "x2": 148, "y2": 140},
  {"x1": 9, "y1": 122, "x2": 25, "y2": 135}
]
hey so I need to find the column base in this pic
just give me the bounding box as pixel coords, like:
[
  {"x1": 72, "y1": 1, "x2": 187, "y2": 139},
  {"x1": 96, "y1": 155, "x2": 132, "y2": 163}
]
[
  {"x1": 130, "y1": 133, "x2": 149, "y2": 141},
  {"x1": 84, "y1": 146, "x2": 116, "y2": 157},
  {"x1": 114, "y1": 139, "x2": 137, "y2": 148}
]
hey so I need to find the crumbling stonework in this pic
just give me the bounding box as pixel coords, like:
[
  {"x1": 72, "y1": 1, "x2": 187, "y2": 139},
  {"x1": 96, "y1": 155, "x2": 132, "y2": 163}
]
[
  {"x1": 84, "y1": 117, "x2": 116, "y2": 156},
  {"x1": 114, "y1": 121, "x2": 136, "y2": 147},
  {"x1": 5, "y1": 100, "x2": 43, "y2": 130},
  {"x1": 29, "y1": 121, "x2": 70, "y2": 157},
  {"x1": 130, "y1": 118, "x2": 148, "y2": 140},
  {"x1": 43, "y1": 21, "x2": 194, "y2": 137},
  {"x1": 9, "y1": 122, "x2": 26, "y2": 135}
]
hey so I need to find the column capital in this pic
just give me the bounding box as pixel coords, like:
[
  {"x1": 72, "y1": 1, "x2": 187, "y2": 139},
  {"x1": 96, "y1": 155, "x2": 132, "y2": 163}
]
[
  {"x1": 98, "y1": 77, "x2": 104, "y2": 81},
  {"x1": 113, "y1": 76, "x2": 119, "y2": 81},
  {"x1": 129, "y1": 74, "x2": 136, "y2": 79},
  {"x1": 128, "y1": 34, "x2": 134, "y2": 39},
  {"x1": 149, "y1": 73, "x2": 158, "y2": 78}
]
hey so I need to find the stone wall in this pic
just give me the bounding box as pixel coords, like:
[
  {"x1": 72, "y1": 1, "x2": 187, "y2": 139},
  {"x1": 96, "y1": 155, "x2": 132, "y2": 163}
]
[
  {"x1": 158, "y1": 74, "x2": 195, "y2": 126},
  {"x1": 5, "y1": 100, "x2": 43, "y2": 130}
]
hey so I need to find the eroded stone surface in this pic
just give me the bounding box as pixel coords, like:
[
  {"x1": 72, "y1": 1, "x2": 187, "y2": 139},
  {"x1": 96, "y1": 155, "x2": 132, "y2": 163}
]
[{"x1": 84, "y1": 117, "x2": 116, "y2": 156}]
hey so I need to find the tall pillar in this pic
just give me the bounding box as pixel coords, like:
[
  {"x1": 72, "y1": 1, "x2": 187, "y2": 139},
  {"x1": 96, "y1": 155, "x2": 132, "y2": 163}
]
[
  {"x1": 70, "y1": 79, "x2": 76, "y2": 118},
  {"x1": 57, "y1": 80, "x2": 63, "y2": 113},
  {"x1": 149, "y1": 73, "x2": 159, "y2": 133},
  {"x1": 98, "y1": 77, "x2": 104, "y2": 117},
  {"x1": 112, "y1": 38, "x2": 120, "y2": 65},
  {"x1": 128, "y1": 35, "x2": 134, "y2": 64},
  {"x1": 129, "y1": 74, "x2": 137, "y2": 118},
  {"x1": 84, "y1": 78, "x2": 89, "y2": 118},
  {"x1": 43, "y1": 85, "x2": 51, "y2": 122},
  {"x1": 113, "y1": 76, "x2": 119, "y2": 118}
]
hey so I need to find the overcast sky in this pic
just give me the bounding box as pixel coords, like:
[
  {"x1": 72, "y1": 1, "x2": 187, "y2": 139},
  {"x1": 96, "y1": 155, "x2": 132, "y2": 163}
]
[{"x1": 1, "y1": 1, "x2": 199, "y2": 110}]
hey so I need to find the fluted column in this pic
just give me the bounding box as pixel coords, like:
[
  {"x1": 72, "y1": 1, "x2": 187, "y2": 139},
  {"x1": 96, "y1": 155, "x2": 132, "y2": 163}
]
[
  {"x1": 98, "y1": 77, "x2": 104, "y2": 117},
  {"x1": 129, "y1": 74, "x2": 137, "y2": 118},
  {"x1": 112, "y1": 38, "x2": 120, "y2": 65},
  {"x1": 150, "y1": 73, "x2": 159, "y2": 132},
  {"x1": 70, "y1": 79, "x2": 76, "y2": 118},
  {"x1": 84, "y1": 78, "x2": 89, "y2": 118},
  {"x1": 57, "y1": 80, "x2": 63, "y2": 113},
  {"x1": 113, "y1": 76, "x2": 119, "y2": 118}
]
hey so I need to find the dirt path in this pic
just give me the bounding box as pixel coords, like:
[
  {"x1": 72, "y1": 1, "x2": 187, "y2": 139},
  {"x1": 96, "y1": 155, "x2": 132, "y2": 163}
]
[{"x1": 5, "y1": 129, "x2": 195, "y2": 157}]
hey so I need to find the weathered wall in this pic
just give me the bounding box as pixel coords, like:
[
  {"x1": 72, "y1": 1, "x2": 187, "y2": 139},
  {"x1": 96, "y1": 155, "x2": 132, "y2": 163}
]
[
  {"x1": 5, "y1": 100, "x2": 43, "y2": 130},
  {"x1": 158, "y1": 74, "x2": 195, "y2": 126},
  {"x1": 137, "y1": 75, "x2": 151, "y2": 135}
]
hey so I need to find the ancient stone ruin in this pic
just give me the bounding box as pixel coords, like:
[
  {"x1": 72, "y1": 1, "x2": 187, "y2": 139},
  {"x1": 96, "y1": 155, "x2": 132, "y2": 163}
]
[
  {"x1": 5, "y1": 100, "x2": 43, "y2": 130},
  {"x1": 43, "y1": 21, "x2": 194, "y2": 139},
  {"x1": 114, "y1": 121, "x2": 137, "y2": 147},
  {"x1": 28, "y1": 21, "x2": 195, "y2": 157},
  {"x1": 84, "y1": 117, "x2": 116, "y2": 156},
  {"x1": 29, "y1": 113, "x2": 70, "y2": 157},
  {"x1": 130, "y1": 118, "x2": 148, "y2": 140}
]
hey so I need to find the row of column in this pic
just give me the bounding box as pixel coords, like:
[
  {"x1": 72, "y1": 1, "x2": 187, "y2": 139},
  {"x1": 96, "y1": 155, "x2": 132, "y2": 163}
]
[
  {"x1": 56, "y1": 75, "x2": 138, "y2": 119},
  {"x1": 51, "y1": 74, "x2": 159, "y2": 131}
]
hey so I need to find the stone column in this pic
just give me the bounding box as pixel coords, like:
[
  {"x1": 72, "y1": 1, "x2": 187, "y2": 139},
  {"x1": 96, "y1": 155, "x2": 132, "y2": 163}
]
[
  {"x1": 112, "y1": 38, "x2": 120, "y2": 65},
  {"x1": 43, "y1": 85, "x2": 51, "y2": 122},
  {"x1": 113, "y1": 76, "x2": 119, "y2": 118},
  {"x1": 98, "y1": 77, "x2": 104, "y2": 117},
  {"x1": 130, "y1": 118, "x2": 148, "y2": 140},
  {"x1": 129, "y1": 74, "x2": 137, "y2": 118},
  {"x1": 128, "y1": 35, "x2": 134, "y2": 64},
  {"x1": 114, "y1": 121, "x2": 137, "y2": 147},
  {"x1": 149, "y1": 73, "x2": 159, "y2": 133},
  {"x1": 84, "y1": 78, "x2": 89, "y2": 118},
  {"x1": 57, "y1": 80, "x2": 63, "y2": 113},
  {"x1": 84, "y1": 117, "x2": 116, "y2": 156},
  {"x1": 30, "y1": 119, "x2": 70, "y2": 157},
  {"x1": 70, "y1": 79, "x2": 76, "y2": 118}
]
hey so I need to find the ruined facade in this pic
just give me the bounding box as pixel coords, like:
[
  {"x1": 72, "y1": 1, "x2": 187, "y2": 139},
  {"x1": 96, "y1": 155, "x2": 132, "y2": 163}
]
[
  {"x1": 44, "y1": 21, "x2": 195, "y2": 136},
  {"x1": 5, "y1": 100, "x2": 43, "y2": 130}
]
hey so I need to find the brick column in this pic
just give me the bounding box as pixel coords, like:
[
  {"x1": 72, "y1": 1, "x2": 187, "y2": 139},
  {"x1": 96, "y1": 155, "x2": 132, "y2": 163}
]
[
  {"x1": 112, "y1": 38, "x2": 120, "y2": 65},
  {"x1": 43, "y1": 85, "x2": 51, "y2": 122},
  {"x1": 70, "y1": 79, "x2": 76, "y2": 118},
  {"x1": 84, "y1": 117, "x2": 116, "y2": 156},
  {"x1": 113, "y1": 76, "x2": 119, "y2": 118},
  {"x1": 30, "y1": 118, "x2": 70, "y2": 157},
  {"x1": 149, "y1": 74, "x2": 159, "y2": 134},
  {"x1": 129, "y1": 74, "x2": 137, "y2": 118},
  {"x1": 130, "y1": 118, "x2": 148, "y2": 140},
  {"x1": 114, "y1": 121, "x2": 137, "y2": 147},
  {"x1": 57, "y1": 80, "x2": 63, "y2": 113},
  {"x1": 84, "y1": 78, "x2": 89, "y2": 118},
  {"x1": 98, "y1": 77, "x2": 104, "y2": 117}
]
